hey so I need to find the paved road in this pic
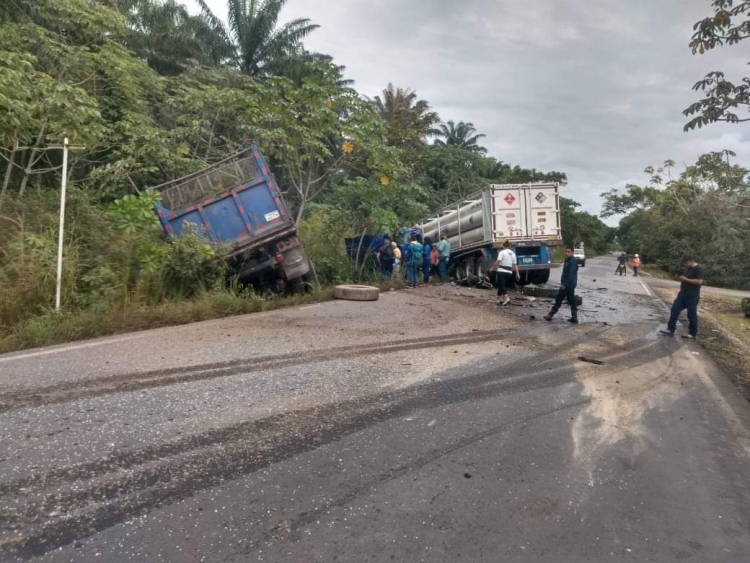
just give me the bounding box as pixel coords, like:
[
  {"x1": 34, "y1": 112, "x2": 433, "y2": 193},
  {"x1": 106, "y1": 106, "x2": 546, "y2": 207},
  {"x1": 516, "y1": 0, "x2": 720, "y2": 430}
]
[{"x1": 2, "y1": 257, "x2": 750, "y2": 562}]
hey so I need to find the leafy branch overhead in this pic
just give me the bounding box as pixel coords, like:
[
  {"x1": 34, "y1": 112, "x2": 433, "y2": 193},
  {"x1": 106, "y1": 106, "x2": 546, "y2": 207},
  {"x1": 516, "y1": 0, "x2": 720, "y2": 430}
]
[{"x1": 684, "y1": 0, "x2": 750, "y2": 130}]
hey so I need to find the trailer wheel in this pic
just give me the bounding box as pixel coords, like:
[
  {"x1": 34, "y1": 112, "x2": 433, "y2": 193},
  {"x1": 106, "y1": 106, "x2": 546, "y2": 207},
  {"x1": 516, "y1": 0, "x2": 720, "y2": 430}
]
[
  {"x1": 333, "y1": 285, "x2": 380, "y2": 301},
  {"x1": 474, "y1": 256, "x2": 488, "y2": 279},
  {"x1": 529, "y1": 269, "x2": 550, "y2": 285},
  {"x1": 455, "y1": 261, "x2": 468, "y2": 280}
]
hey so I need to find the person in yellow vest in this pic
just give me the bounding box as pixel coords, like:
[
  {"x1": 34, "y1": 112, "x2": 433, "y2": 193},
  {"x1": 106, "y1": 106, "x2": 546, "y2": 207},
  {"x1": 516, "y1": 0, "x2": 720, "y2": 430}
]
[{"x1": 632, "y1": 254, "x2": 641, "y2": 277}]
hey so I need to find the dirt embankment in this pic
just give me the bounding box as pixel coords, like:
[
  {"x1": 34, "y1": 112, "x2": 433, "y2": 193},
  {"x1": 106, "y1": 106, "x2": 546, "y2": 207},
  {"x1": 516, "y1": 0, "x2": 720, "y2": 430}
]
[{"x1": 653, "y1": 287, "x2": 750, "y2": 400}]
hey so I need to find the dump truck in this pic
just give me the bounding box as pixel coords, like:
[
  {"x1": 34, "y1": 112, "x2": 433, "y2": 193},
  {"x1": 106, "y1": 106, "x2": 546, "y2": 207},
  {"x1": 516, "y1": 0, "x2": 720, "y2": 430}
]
[
  {"x1": 419, "y1": 183, "x2": 562, "y2": 285},
  {"x1": 150, "y1": 145, "x2": 312, "y2": 291}
]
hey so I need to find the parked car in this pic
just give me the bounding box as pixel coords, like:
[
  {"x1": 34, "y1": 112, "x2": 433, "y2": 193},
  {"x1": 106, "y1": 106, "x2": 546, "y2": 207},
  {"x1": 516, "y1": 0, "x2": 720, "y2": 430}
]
[{"x1": 574, "y1": 247, "x2": 586, "y2": 267}]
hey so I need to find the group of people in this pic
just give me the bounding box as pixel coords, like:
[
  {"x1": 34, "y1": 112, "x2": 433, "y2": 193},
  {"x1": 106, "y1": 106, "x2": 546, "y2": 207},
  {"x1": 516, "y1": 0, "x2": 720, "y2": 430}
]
[
  {"x1": 379, "y1": 235, "x2": 704, "y2": 338},
  {"x1": 377, "y1": 233, "x2": 451, "y2": 288},
  {"x1": 615, "y1": 252, "x2": 641, "y2": 276}
]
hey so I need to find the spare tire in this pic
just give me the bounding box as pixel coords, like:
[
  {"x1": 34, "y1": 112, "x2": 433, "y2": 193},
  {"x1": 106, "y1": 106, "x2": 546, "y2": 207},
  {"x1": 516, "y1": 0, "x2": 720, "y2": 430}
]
[{"x1": 334, "y1": 285, "x2": 380, "y2": 301}]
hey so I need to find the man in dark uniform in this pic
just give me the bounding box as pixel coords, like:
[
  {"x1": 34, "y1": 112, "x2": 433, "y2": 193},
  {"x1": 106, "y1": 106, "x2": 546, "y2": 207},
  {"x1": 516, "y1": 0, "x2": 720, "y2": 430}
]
[
  {"x1": 660, "y1": 254, "x2": 705, "y2": 340},
  {"x1": 544, "y1": 246, "x2": 579, "y2": 324}
]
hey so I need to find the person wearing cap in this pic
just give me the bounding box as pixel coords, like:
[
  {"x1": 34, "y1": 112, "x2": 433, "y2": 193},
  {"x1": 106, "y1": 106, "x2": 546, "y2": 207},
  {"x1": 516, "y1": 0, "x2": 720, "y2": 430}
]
[
  {"x1": 660, "y1": 254, "x2": 704, "y2": 340},
  {"x1": 632, "y1": 254, "x2": 641, "y2": 277}
]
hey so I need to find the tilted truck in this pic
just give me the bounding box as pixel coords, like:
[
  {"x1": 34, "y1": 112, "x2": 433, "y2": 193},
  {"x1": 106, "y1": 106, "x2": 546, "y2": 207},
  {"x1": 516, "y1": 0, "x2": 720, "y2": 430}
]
[
  {"x1": 419, "y1": 183, "x2": 562, "y2": 285},
  {"x1": 150, "y1": 145, "x2": 312, "y2": 291}
]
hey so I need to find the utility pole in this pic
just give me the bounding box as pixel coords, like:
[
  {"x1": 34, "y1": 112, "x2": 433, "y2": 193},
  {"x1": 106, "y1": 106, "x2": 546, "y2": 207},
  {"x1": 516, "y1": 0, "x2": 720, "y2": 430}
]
[{"x1": 47, "y1": 138, "x2": 85, "y2": 311}]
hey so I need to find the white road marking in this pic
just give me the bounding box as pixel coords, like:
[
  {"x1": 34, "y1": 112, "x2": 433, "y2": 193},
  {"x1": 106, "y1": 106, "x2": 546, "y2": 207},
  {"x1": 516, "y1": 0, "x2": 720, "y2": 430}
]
[
  {"x1": 639, "y1": 279, "x2": 653, "y2": 297},
  {"x1": 0, "y1": 333, "x2": 152, "y2": 364}
]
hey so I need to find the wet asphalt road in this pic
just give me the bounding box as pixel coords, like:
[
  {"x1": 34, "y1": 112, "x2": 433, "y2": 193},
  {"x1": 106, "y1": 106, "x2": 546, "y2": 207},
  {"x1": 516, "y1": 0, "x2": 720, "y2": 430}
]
[{"x1": 2, "y1": 257, "x2": 750, "y2": 562}]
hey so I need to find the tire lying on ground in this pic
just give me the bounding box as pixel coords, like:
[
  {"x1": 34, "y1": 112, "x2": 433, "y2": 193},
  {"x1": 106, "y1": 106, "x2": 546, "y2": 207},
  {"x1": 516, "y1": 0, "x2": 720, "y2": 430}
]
[
  {"x1": 334, "y1": 285, "x2": 380, "y2": 301},
  {"x1": 522, "y1": 286, "x2": 583, "y2": 306}
]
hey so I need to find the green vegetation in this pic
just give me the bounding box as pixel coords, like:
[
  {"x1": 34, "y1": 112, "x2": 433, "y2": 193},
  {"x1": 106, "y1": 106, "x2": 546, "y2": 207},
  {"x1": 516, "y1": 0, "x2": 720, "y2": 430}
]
[
  {"x1": 602, "y1": 1, "x2": 750, "y2": 288},
  {"x1": 601, "y1": 154, "x2": 750, "y2": 287},
  {"x1": 0, "y1": 0, "x2": 571, "y2": 350}
]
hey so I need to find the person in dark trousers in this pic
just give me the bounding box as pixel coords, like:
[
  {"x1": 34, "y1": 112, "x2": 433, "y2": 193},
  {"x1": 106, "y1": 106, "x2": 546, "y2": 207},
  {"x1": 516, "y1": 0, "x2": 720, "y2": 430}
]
[
  {"x1": 660, "y1": 254, "x2": 704, "y2": 340},
  {"x1": 544, "y1": 246, "x2": 579, "y2": 323},
  {"x1": 437, "y1": 233, "x2": 451, "y2": 282},
  {"x1": 615, "y1": 252, "x2": 627, "y2": 276},
  {"x1": 492, "y1": 240, "x2": 520, "y2": 306},
  {"x1": 422, "y1": 236, "x2": 433, "y2": 285},
  {"x1": 377, "y1": 236, "x2": 394, "y2": 279},
  {"x1": 405, "y1": 236, "x2": 423, "y2": 289}
]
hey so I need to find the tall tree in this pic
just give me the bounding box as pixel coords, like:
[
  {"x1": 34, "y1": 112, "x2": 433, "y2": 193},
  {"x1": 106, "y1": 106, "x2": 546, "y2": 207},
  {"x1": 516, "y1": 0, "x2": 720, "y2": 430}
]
[
  {"x1": 196, "y1": 0, "x2": 319, "y2": 77},
  {"x1": 433, "y1": 120, "x2": 487, "y2": 153},
  {"x1": 373, "y1": 83, "x2": 441, "y2": 149},
  {"x1": 114, "y1": 0, "x2": 232, "y2": 75},
  {"x1": 684, "y1": 0, "x2": 750, "y2": 130}
]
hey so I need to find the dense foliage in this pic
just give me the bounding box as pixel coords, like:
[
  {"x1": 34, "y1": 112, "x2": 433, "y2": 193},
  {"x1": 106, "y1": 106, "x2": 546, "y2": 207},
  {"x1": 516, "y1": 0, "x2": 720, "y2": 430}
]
[
  {"x1": 602, "y1": 153, "x2": 750, "y2": 286},
  {"x1": 0, "y1": 0, "x2": 574, "y2": 340}
]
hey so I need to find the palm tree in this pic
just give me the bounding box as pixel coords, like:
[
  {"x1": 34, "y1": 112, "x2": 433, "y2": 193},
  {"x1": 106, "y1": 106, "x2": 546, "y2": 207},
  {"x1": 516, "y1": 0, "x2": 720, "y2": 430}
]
[
  {"x1": 373, "y1": 83, "x2": 441, "y2": 148},
  {"x1": 434, "y1": 121, "x2": 487, "y2": 153},
  {"x1": 196, "y1": 0, "x2": 319, "y2": 77},
  {"x1": 117, "y1": 0, "x2": 233, "y2": 74}
]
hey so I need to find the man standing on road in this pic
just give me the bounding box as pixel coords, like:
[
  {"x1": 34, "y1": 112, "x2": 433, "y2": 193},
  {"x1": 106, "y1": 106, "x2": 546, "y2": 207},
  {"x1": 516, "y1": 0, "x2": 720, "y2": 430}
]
[
  {"x1": 632, "y1": 254, "x2": 641, "y2": 277},
  {"x1": 660, "y1": 254, "x2": 704, "y2": 340},
  {"x1": 493, "y1": 240, "x2": 520, "y2": 306},
  {"x1": 437, "y1": 233, "x2": 451, "y2": 282},
  {"x1": 544, "y1": 246, "x2": 579, "y2": 323}
]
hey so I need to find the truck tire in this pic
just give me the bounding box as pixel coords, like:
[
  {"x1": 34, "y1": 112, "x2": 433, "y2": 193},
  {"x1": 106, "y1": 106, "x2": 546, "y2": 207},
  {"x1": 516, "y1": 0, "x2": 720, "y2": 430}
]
[
  {"x1": 455, "y1": 261, "x2": 468, "y2": 280},
  {"x1": 529, "y1": 269, "x2": 550, "y2": 285},
  {"x1": 334, "y1": 285, "x2": 380, "y2": 302},
  {"x1": 581, "y1": 259, "x2": 586, "y2": 268},
  {"x1": 522, "y1": 286, "x2": 583, "y2": 306}
]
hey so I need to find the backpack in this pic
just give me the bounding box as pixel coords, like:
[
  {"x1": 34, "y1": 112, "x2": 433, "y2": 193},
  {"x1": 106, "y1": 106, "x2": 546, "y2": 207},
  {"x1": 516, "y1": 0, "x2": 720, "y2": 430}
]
[
  {"x1": 408, "y1": 243, "x2": 423, "y2": 266},
  {"x1": 381, "y1": 244, "x2": 394, "y2": 263}
]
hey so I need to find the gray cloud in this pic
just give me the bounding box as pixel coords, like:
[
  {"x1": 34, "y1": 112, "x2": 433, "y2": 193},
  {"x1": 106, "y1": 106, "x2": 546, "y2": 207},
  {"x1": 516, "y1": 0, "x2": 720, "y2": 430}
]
[{"x1": 190, "y1": 0, "x2": 750, "y2": 222}]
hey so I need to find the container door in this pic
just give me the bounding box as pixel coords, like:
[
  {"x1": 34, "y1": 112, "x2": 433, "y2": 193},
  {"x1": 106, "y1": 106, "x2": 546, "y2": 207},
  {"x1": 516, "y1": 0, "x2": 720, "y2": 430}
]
[
  {"x1": 526, "y1": 184, "x2": 560, "y2": 241},
  {"x1": 490, "y1": 185, "x2": 528, "y2": 240}
]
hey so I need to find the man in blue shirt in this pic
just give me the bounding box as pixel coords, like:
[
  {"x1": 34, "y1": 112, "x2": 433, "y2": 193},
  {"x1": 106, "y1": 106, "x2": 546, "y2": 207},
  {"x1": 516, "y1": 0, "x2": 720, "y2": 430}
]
[
  {"x1": 544, "y1": 246, "x2": 579, "y2": 323},
  {"x1": 437, "y1": 233, "x2": 451, "y2": 282}
]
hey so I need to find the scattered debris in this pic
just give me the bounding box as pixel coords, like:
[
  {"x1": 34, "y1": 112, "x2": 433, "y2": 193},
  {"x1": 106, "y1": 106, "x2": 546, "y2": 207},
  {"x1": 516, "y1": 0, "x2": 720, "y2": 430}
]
[
  {"x1": 578, "y1": 356, "x2": 605, "y2": 366},
  {"x1": 692, "y1": 352, "x2": 701, "y2": 356},
  {"x1": 464, "y1": 472, "x2": 472, "y2": 479},
  {"x1": 427, "y1": 419, "x2": 436, "y2": 427}
]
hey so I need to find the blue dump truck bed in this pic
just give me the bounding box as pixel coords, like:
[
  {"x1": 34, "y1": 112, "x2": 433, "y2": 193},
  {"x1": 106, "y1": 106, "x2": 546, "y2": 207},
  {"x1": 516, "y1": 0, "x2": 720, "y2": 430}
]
[{"x1": 150, "y1": 145, "x2": 311, "y2": 289}]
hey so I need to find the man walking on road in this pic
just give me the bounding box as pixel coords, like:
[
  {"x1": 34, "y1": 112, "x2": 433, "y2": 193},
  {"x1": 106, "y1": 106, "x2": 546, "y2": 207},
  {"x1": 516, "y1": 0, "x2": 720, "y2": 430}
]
[
  {"x1": 660, "y1": 254, "x2": 704, "y2": 340},
  {"x1": 493, "y1": 240, "x2": 520, "y2": 306},
  {"x1": 544, "y1": 246, "x2": 579, "y2": 323},
  {"x1": 437, "y1": 233, "x2": 451, "y2": 282}
]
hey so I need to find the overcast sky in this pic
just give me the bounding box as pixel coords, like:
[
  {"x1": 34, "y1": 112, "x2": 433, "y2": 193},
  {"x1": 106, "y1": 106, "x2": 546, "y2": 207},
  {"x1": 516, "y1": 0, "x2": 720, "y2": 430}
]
[{"x1": 188, "y1": 0, "x2": 750, "y2": 221}]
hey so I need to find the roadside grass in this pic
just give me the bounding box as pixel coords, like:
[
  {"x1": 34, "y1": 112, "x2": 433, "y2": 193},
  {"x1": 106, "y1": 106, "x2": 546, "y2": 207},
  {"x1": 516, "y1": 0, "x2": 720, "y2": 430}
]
[
  {"x1": 0, "y1": 275, "x2": 412, "y2": 354},
  {"x1": 0, "y1": 286, "x2": 334, "y2": 354},
  {"x1": 652, "y1": 287, "x2": 750, "y2": 399},
  {"x1": 639, "y1": 264, "x2": 672, "y2": 280}
]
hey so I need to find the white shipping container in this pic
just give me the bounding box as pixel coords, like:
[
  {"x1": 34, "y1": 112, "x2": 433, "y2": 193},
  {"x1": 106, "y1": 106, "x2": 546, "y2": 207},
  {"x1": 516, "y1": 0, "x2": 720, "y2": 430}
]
[{"x1": 419, "y1": 183, "x2": 561, "y2": 254}]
